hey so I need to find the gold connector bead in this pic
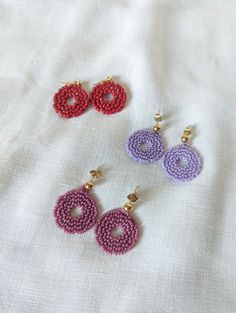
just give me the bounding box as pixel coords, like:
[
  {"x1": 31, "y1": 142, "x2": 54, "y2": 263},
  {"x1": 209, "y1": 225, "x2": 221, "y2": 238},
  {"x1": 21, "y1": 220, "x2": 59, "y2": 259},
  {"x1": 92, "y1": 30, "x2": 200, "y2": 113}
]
[
  {"x1": 153, "y1": 124, "x2": 161, "y2": 133},
  {"x1": 84, "y1": 181, "x2": 94, "y2": 190},
  {"x1": 123, "y1": 202, "x2": 133, "y2": 212},
  {"x1": 181, "y1": 136, "x2": 188, "y2": 143},
  {"x1": 181, "y1": 126, "x2": 191, "y2": 143}
]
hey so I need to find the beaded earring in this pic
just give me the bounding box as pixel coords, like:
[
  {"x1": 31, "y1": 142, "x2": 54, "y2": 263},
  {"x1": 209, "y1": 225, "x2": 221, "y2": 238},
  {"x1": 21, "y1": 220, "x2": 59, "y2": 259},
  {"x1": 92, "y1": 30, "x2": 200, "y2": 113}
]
[
  {"x1": 53, "y1": 168, "x2": 102, "y2": 234},
  {"x1": 162, "y1": 126, "x2": 202, "y2": 182},
  {"x1": 53, "y1": 80, "x2": 89, "y2": 118},
  {"x1": 95, "y1": 188, "x2": 140, "y2": 255},
  {"x1": 126, "y1": 112, "x2": 165, "y2": 164},
  {"x1": 90, "y1": 76, "x2": 127, "y2": 114}
]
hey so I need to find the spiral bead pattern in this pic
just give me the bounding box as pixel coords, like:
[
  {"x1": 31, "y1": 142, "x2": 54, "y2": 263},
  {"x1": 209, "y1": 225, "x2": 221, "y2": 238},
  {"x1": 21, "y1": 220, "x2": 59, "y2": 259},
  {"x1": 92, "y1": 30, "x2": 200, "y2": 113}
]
[
  {"x1": 53, "y1": 84, "x2": 89, "y2": 118},
  {"x1": 126, "y1": 129, "x2": 164, "y2": 164},
  {"x1": 95, "y1": 208, "x2": 139, "y2": 255},
  {"x1": 90, "y1": 81, "x2": 126, "y2": 114},
  {"x1": 53, "y1": 186, "x2": 98, "y2": 234},
  {"x1": 162, "y1": 144, "x2": 201, "y2": 182}
]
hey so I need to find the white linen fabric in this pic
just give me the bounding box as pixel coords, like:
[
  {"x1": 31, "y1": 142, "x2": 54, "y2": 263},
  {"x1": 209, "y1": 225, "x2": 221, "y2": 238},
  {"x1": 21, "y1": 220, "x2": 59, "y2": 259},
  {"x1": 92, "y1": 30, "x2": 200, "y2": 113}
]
[{"x1": 0, "y1": 1, "x2": 235, "y2": 312}]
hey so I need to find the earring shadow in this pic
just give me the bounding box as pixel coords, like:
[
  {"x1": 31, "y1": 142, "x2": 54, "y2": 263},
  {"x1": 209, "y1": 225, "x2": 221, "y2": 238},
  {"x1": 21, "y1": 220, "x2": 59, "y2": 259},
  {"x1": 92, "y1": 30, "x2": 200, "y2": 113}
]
[
  {"x1": 94, "y1": 163, "x2": 113, "y2": 187},
  {"x1": 109, "y1": 74, "x2": 131, "y2": 112},
  {"x1": 133, "y1": 185, "x2": 154, "y2": 247}
]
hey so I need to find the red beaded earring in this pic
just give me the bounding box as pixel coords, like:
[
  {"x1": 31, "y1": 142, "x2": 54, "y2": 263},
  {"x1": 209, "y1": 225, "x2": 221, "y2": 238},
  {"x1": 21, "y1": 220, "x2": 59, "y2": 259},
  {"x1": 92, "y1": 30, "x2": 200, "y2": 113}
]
[
  {"x1": 90, "y1": 76, "x2": 127, "y2": 114},
  {"x1": 53, "y1": 80, "x2": 89, "y2": 118}
]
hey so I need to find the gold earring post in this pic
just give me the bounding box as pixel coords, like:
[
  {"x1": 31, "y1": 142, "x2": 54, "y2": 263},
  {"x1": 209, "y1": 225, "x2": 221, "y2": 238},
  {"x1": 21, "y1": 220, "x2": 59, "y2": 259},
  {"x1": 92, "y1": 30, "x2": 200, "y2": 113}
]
[
  {"x1": 153, "y1": 111, "x2": 162, "y2": 133},
  {"x1": 84, "y1": 167, "x2": 102, "y2": 190},
  {"x1": 123, "y1": 188, "x2": 139, "y2": 212},
  {"x1": 61, "y1": 80, "x2": 81, "y2": 86},
  {"x1": 100, "y1": 76, "x2": 113, "y2": 83},
  {"x1": 104, "y1": 76, "x2": 112, "y2": 82},
  {"x1": 181, "y1": 126, "x2": 191, "y2": 143}
]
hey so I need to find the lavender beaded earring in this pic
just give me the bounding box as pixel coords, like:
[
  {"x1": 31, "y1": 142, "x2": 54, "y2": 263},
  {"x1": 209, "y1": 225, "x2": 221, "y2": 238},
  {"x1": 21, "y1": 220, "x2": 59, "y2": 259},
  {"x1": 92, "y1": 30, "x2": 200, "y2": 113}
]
[
  {"x1": 126, "y1": 112, "x2": 164, "y2": 164},
  {"x1": 95, "y1": 188, "x2": 140, "y2": 255},
  {"x1": 53, "y1": 168, "x2": 102, "y2": 234},
  {"x1": 162, "y1": 126, "x2": 202, "y2": 182}
]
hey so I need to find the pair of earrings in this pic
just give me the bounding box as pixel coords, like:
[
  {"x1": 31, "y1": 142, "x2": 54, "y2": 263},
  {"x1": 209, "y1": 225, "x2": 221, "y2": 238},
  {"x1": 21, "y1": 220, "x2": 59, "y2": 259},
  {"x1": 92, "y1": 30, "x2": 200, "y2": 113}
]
[
  {"x1": 53, "y1": 76, "x2": 127, "y2": 118},
  {"x1": 126, "y1": 113, "x2": 202, "y2": 182},
  {"x1": 53, "y1": 168, "x2": 139, "y2": 255}
]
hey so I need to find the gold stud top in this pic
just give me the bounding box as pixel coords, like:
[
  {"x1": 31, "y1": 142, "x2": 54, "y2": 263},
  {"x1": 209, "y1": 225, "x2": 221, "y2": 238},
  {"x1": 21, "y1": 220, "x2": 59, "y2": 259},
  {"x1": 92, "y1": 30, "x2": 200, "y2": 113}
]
[
  {"x1": 123, "y1": 189, "x2": 139, "y2": 212},
  {"x1": 84, "y1": 167, "x2": 102, "y2": 190},
  {"x1": 153, "y1": 111, "x2": 162, "y2": 133},
  {"x1": 93, "y1": 76, "x2": 113, "y2": 86},
  {"x1": 181, "y1": 126, "x2": 191, "y2": 143},
  {"x1": 127, "y1": 193, "x2": 138, "y2": 203},
  {"x1": 154, "y1": 112, "x2": 162, "y2": 122},
  {"x1": 105, "y1": 76, "x2": 112, "y2": 81},
  {"x1": 61, "y1": 80, "x2": 81, "y2": 86},
  {"x1": 90, "y1": 168, "x2": 102, "y2": 180}
]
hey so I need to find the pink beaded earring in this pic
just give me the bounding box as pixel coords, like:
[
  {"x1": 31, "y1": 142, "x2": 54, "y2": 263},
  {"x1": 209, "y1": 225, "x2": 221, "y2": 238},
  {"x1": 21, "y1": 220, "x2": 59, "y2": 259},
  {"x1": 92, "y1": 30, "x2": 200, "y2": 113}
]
[
  {"x1": 53, "y1": 80, "x2": 89, "y2": 118},
  {"x1": 53, "y1": 168, "x2": 102, "y2": 234},
  {"x1": 90, "y1": 76, "x2": 127, "y2": 114},
  {"x1": 95, "y1": 188, "x2": 139, "y2": 255}
]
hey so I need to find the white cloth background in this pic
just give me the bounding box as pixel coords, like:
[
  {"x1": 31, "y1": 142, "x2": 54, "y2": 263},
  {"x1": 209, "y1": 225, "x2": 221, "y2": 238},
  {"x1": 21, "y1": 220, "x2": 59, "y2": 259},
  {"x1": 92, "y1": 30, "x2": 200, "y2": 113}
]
[{"x1": 0, "y1": 1, "x2": 235, "y2": 312}]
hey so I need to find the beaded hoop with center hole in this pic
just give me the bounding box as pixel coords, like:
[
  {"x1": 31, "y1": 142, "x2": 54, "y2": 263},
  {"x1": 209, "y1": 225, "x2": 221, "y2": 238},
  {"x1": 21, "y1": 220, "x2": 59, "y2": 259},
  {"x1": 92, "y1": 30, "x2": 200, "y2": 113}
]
[
  {"x1": 53, "y1": 186, "x2": 98, "y2": 234},
  {"x1": 53, "y1": 84, "x2": 89, "y2": 118},
  {"x1": 90, "y1": 80, "x2": 127, "y2": 114},
  {"x1": 126, "y1": 129, "x2": 164, "y2": 164},
  {"x1": 95, "y1": 208, "x2": 139, "y2": 255},
  {"x1": 162, "y1": 144, "x2": 201, "y2": 182}
]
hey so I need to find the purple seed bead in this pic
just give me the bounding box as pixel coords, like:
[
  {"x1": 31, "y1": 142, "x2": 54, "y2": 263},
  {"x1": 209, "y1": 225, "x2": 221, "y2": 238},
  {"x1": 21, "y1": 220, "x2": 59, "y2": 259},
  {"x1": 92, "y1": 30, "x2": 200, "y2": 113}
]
[
  {"x1": 162, "y1": 143, "x2": 202, "y2": 182},
  {"x1": 126, "y1": 129, "x2": 164, "y2": 164},
  {"x1": 53, "y1": 186, "x2": 98, "y2": 234},
  {"x1": 94, "y1": 208, "x2": 139, "y2": 255}
]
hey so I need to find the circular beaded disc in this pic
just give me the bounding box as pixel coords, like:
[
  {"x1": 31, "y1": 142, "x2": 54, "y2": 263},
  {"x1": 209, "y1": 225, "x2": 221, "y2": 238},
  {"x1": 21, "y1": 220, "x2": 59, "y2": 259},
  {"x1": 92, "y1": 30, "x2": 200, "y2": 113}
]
[
  {"x1": 90, "y1": 81, "x2": 127, "y2": 114},
  {"x1": 162, "y1": 144, "x2": 201, "y2": 182},
  {"x1": 95, "y1": 208, "x2": 139, "y2": 255},
  {"x1": 126, "y1": 129, "x2": 164, "y2": 164},
  {"x1": 53, "y1": 187, "x2": 98, "y2": 234},
  {"x1": 53, "y1": 84, "x2": 89, "y2": 118}
]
